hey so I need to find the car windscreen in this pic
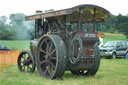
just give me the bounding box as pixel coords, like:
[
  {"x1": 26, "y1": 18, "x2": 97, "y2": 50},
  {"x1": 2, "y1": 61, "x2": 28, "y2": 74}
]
[{"x1": 104, "y1": 41, "x2": 117, "y2": 47}]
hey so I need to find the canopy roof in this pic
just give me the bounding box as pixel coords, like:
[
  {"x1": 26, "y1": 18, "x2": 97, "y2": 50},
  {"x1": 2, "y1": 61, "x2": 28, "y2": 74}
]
[{"x1": 25, "y1": 4, "x2": 109, "y2": 22}]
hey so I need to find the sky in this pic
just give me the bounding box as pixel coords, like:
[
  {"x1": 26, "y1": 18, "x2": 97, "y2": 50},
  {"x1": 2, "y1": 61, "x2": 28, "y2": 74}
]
[{"x1": 0, "y1": 0, "x2": 128, "y2": 17}]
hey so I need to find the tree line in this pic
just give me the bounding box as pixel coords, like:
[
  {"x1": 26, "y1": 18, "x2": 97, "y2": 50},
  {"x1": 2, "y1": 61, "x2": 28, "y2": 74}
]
[
  {"x1": 0, "y1": 13, "x2": 128, "y2": 40},
  {"x1": 96, "y1": 14, "x2": 128, "y2": 37}
]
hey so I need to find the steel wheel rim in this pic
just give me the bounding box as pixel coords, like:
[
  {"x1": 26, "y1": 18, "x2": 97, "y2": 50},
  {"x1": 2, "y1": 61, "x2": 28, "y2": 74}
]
[
  {"x1": 38, "y1": 37, "x2": 57, "y2": 78},
  {"x1": 18, "y1": 51, "x2": 35, "y2": 72}
]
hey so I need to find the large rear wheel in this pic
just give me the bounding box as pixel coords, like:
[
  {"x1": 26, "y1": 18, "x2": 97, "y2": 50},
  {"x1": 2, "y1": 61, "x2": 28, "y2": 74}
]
[
  {"x1": 36, "y1": 34, "x2": 67, "y2": 79},
  {"x1": 71, "y1": 43, "x2": 100, "y2": 76}
]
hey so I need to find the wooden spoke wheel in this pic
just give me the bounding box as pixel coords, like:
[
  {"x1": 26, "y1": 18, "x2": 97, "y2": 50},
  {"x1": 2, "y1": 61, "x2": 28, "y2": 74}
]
[
  {"x1": 36, "y1": 34, "x2": 66, "y2": 79},
  {"x1": 17, "y1": 51, "x2": 35, "y2": 72}
]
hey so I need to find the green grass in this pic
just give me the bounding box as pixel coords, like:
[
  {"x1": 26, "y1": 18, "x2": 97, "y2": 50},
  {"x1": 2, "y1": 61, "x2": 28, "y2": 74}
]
[
  {"x1": 103, "y1": 33, "x2": 128, "y2": 43},
  {"x1": 0, "y1": 40, "x2": 31, "y2": 51},
  {"x1": 0, "y1": 59, "x2": 128, "y2": 85}
]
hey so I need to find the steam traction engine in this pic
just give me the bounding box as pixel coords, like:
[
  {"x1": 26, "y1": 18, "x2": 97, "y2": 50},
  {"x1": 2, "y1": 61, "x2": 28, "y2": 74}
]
[{"x1": 17, "y1": 4, "x2": 109, "y2": 79}]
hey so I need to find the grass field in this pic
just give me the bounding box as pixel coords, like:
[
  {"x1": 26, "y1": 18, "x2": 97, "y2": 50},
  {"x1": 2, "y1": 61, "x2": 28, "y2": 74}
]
[
  {"x1": 0, "y1": 40, "x2": 31, "y2": 51},
  {"x1": 103, "y1": 33, "x2": 128, "y2": 43},
  {"x1": 0, "y1": 59, "x2": 128, "y2": 85}
]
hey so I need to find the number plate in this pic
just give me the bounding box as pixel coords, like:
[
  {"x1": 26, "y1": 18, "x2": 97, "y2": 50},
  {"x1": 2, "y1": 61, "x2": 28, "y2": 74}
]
[{"x1": 84, "y1": 33, "x2": 96, "y2": 37}]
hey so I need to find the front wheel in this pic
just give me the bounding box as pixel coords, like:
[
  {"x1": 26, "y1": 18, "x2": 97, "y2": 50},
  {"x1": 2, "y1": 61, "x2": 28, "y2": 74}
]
[
  {"x1": 112, "y1": 53, "x2": 116, "y2": 59},
  {"x1": 125, "y1": 52, "x2": 128, "y2": 59},
  {"x1": 17, "y1": 51, "x2": 36, "y2": 72}
]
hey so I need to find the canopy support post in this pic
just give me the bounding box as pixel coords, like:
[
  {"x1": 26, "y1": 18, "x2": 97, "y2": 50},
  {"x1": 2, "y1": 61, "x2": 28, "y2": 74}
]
[{"x1": 93, "y1": 8, "x2": 96, "y2": 32}]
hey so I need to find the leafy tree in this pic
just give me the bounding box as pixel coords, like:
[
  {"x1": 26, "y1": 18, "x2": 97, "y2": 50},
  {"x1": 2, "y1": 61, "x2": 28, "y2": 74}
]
[
  {"x1": 0, "y1": 27, "x2": 15, "y2": 40},
  {"x1": 118, "y1": 22, "x2": 128, "y2": 38},
  {"x1": 0, "y1": 16, "x2": 15, "y2": 40},
  {"x1": 99, "y1": 24, "x2": 107, "y2": 32},
  {"x1": 115, "y1": 14, "x2": 128, "y2": 37},
  {"x1": 97, "y1": 14, "x2": 117, "y2": 33},
  {"x1": 107, "y1": 27, "x2": 115, "y2": 33},
  {"x1": 116, "y1": 14, "x2": 128, "y2": 28},
  {"x1": 0, "y1": 16, "x2": 8, "y2": 29}
]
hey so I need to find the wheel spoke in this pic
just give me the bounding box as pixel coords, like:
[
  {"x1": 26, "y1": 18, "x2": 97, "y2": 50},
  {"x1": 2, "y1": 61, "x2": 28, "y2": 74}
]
[
  {"x1": 40, "y1": 48, "x2": 47, "y2": 54},
  {"x1": 44, "y1": 61, "x2": 55, "y2": 75},
  {"x1": 49, "y1": 42, "x2": 53, "y2": 53},
  {"x1": 44, "y1": 55, "x2": 48, "y2": 59},
  {"x1": 50, "y1": 49, "x2": 56, "y2": 55},
  {"x1": 51, "y1": 56, "x2": 56, "y2": 60},
  {"x1": 50, "y1": 62, "x2": 55, "y2": 72},
  {"x1": 48, "y1": 62, "x2": 53, "y2": 73},
  {"x1": 40, "y1": 60, "x2": 48, "y2": 65},
  {"x1": 44, "y1": 65, "x2": 50, "y2": 74},
  {"x1": 45, "y1": 40, "x2": 49, "y2": 53}
]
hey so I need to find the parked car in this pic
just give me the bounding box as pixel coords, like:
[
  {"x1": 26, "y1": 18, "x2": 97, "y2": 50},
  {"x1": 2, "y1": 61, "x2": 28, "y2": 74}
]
[
  {"x1": 0, "y1": 44, "x2": 11, "y2": 51},
  {"x1": 100, "y1": 41, "x2": 128, "y2": 59}
]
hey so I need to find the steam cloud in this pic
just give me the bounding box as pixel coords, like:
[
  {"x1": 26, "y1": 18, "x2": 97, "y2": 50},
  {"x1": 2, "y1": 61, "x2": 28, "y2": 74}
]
[{"x1": 9, "y1": 13, "x2": 34, "y2": 40}]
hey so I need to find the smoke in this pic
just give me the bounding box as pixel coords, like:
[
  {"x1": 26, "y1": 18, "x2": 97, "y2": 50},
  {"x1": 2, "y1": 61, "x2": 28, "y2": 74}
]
[
  {"x1": 15, "y1": 20, "x2": 34, "y2": 40},
  {"x1": 9, "y1": 13, "x2": 35, "y2": 40}
]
